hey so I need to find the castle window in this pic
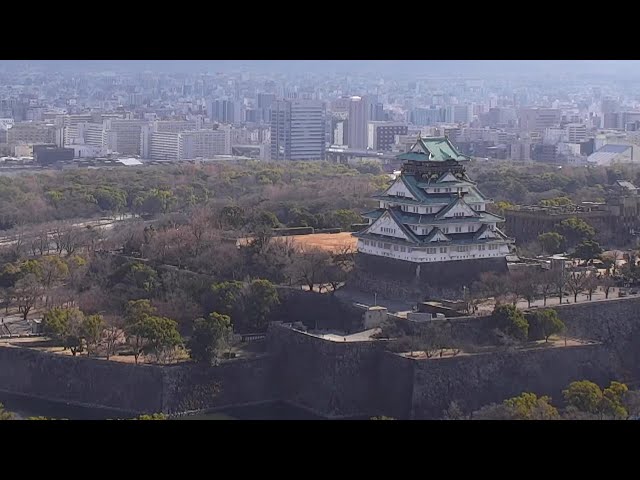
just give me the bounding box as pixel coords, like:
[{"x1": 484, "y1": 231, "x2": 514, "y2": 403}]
[
  {"x1": 440, "y1": 247, "x2": 447, "y2": 253},
  {"x1": 377, "y1": 242, "x2": 383, "y2": 248},
  {"x1": 421, "y1": 228, "x2": 427, "y2": 235},
  {"x1": 442, "y1": 227, "x2": 449, "y2": 233},
  {"x1": 445, "y1": 188, "x2": 451, "y2": 193},
  {"x1": 397, "y1": 191, "x2": 405, "y2": 197},
  {"x1": 468, "y1": 225, "x2": 474, "y2": 232},
  {"x1": 393, "y1": 245, "x2": 399, "y2": 251},
  {"x1": 434, "y1": 188, "x2": 440, "y2": 193},
  {"x1": 426, "y1": 247, "x2": 437, "y2": 254},
  {"x1": 400, "y1": 246, "x2": 406, "y2": 252},
  {"x1": 478, "y1": 245, "x2": 486, "y2": 251},
  {"x1": 454, "y1": 212, "x2": 464, "y2": 217},
  {"x1": 455, "y1": 226, "x2": 462, "y2": 233}
]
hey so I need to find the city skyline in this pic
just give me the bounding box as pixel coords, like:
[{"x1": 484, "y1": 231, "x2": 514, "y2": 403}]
[{"x1": 3, "y1": 60, "x2": 640, "y2": 77}]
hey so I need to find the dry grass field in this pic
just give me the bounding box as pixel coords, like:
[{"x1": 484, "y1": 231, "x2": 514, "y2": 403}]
[
  {"x1": 283, "y1": 232, "x2": 357, "y2": 252},
  {"x1": 239, "y1": 232, "x2": 357, "y2": 253}
]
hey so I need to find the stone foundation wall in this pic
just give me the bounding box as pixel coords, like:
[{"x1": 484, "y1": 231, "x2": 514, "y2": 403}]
[
  {"x1": 355, "y1": 253, "x2": 508, "y2": 294},
  {"x1": 0, "y1": 346, "x2": 274, "y2": 416},
  {"x1": 2, "y1": 296, "x2": 640, "y2": 419}
]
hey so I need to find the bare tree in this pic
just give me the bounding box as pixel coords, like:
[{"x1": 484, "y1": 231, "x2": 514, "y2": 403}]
[
  {"x1": 566, "y1": 271, "x2": 588, "y2": 303},
  {"x1": 538, "y1": 270, "x2": 555, "y2": 306},
  {"x1": 478, "y1": 272, "x2": 512, "y2": 304},
  {"x1": 511, "y1": 270, "x2": 539, "y2": 308},
  {"x1": 551, "y1": 270, "x2": 566, "y2": 304},
  {"x1": 286, "y1": 247, "x2": 332, "y2": 292},
  {"x1": 12, "y1": 274, "x2": 41, "y2": 321},
  {"x1": 187, "y1": 205, "x2": 213, "y2": 256},
  {"x1": 103, "y1": 314, "x2": 124, "y2": 360},
  {"x1": 584, "y1": 274, "x2": 599, "y2": 301},
  {"x1": 599, "y1": 274, "x2": 615, "y2": 299}
]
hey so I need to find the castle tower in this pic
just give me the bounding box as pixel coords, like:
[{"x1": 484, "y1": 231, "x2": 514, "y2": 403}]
[{"x1": 353, "y1": 136, "x2": 513, "y2": 287}]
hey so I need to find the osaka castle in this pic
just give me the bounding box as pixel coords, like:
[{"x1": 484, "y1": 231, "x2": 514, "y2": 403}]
[{"x1": 354, "y1": 136, "x2": 513, "y2": 285}]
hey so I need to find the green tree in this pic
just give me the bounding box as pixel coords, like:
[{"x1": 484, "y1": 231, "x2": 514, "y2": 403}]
[
  {"x1": 492, "y1": 304, "x2": 529, "y2": 341},
  {"x1": 532, "y1": 309, "x2": 565, "y2": 342},
  {"x1": 571, "y1": 240, "x2": 604, "y2": 264},
  {"x1": 188, "y1": 312, "x2": 233, "y2": 365},
  {"x1": 124, "y1": 299, "x2": 157, "y2": 364},
  {"x1": 539, "y1": 196, "x2": 572, "y2": 207},
  {"x1": 250, "y1": 210, "x2": 280, "y2": 229},
  {"x1": 503, "y1": 392, "x2": 560, "y2": 420},
  {"x1": 136, "y1": 413, "x2": 167, "y2": 420},
  {"x1": 327, "y1": 209, "x2": 363, "y2": 230},
  {"x1": 42, "y1": 307, "x2": 86, "y2": 356},
  {"x1": 563, "y1": 380, "x2": 603, "y2": 415},
  {"x1": 245, "y1": 279, "x2": 280, "y2": 331},
  {"x1": 0, "y1": 403, "x2": 15, "y2": 420},
  {"x1": 94, "y1": 186, "x2": 127, "y2": 215},
  {"x1": 559, "y1": 217, "x2": 595, "y2": 247},
  {"x1": 208, "y1": 281, "x2": 244, "y2": 318},
  {"x1": 538, "y1": 232, "x2": 565, "y2": 255},
  {"x1": 130, "y1": 315, "x2": 182, "y2": 364},
  {"x1": 220, "y1": 205, "x2": 246, "y2": 229},
  {"x1": 601, "y1": 381, "x2": 629, "y2": 419},
  {"x1": 46, "y1": 190, "x2": 64, "y2": 209},
  {"x1": 82, "y1": 314, "x2": 104, "y2": 356}
]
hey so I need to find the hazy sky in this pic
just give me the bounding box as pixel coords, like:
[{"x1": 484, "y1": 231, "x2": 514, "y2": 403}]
[{"x1": 2, "y1": 60, "x2": 640, "y2": 77}]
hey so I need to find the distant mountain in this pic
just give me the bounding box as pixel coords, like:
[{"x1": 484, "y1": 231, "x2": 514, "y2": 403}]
[{"x1": 2, "y1": 60, "x2": 640, "y2": 77}]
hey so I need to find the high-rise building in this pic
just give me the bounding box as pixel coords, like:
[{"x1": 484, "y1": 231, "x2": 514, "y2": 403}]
[
  {"x1": 445, "y1": 104, "x2": 473, "y2": 124},
  {"x1": 149, "y1": 129, "x2": 231, "y2": 161},
  {"x1": 410, "y1": 107, "x2": 446, "y2": 126},
  {"x1": 518, "y1": 108, "x2": 561, "y2": 133},
  {"x1": 367, "y1": 122, "x2": 409, "y2": 151},
  {"x1": 108, "y1": 120, "x2": 151, "y2": 155},
  {"x1": 565, "y1": 123, "x2": 587, "y2": 143},
  {"x1": 6, "y1": 122, "x2": 58, "y2": 145},
  {"x1": 347, "y1": 96, "x2": 373, "y2": 149},
  {"x1": 270, "y1": 99, "x2": 326, "y2": 161},
  {"x1": 601, "y1": 98, "x2": 619, "y2": 115},
  {"x1": 207, "y1": 99, "x2": 242, "y2": 124}
]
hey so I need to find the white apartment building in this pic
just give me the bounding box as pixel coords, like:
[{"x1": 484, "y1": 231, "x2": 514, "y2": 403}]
[{"x1": 149, "y1": 129, "x2": 231, "y2": 161}]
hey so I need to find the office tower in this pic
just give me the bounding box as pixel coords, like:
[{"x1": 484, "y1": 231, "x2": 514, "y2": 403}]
[
  {"x1": 270, "y1": 99, "x2": 326, "y2": 161},
  {"x1": 518, "y1": 108, "x2": 562, "y2": 133},
  {"x1": 367, "y1": 122, "x2": 409, "y2": 151},
  {"x1": 565, "y1": 123, "x2": 587, "y2": 143},
  {"x1": 348, "y1": 95, "x2": 373, "y2": 149},
  {"x1": 108, "y1": 120, "x2": 151, "y2": 155},
  {"x1": 410, "y1": 107, "x2": 446, "y2": 126}
]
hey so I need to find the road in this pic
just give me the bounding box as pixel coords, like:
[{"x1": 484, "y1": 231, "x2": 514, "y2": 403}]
[{"x1": 0, "y1": 214, "x2": 136, "y2": 249}]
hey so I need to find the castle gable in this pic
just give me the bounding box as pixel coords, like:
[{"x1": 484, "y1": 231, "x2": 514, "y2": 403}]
[
  {"x1": 366, "y1": 210, "x2": 414, "y2": 242},
  {"x1": 384, "y1": 177, "x2": 416, "y2": 200},
  {"x1": 436, "y1": 198, "x2": 479, "y2": 219}
]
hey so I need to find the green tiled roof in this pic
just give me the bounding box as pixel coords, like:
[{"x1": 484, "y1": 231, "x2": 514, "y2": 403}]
[
  {"x1": 372, "y1": 193, "x2": 452, "y2": 205},
  {"x1": 387, "y1": 207, "x2": 422, "y2": 243},
  {"x1": 354, "y1": 230, "x2": 510, "y2": 247},
  {"x1": 396, "y1": 136, "x2": 470, "y2": 163},
  {"x1": 362, "y1": 208, "x2": 505, "y2": 225}
]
